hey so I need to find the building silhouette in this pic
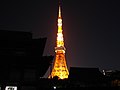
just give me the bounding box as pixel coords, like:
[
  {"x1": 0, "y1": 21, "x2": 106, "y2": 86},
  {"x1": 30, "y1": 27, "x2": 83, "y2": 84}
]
[
  {"x1": 0, "y1": 30, "x2": 53, "y2": 90},
  {"x1": 68, "y1": 67, "x2": 106, "y2": 87}
]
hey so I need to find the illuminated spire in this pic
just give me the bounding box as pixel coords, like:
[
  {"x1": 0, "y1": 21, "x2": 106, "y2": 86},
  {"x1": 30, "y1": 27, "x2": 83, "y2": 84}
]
[
  {"x1": 56, "y1": 3, "x2": 65, "y2": 50},
  {"x1": 49, "y1": 1, "x2": 69, "y2": 79},
  {"x1": 58, "y1": 5, "x2": 61, "y2": 18}
]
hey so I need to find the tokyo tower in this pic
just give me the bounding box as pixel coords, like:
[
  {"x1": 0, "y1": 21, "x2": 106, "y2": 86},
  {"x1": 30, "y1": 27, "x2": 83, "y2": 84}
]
[{"x1": 49, "y1": 1, "x2": 69, "y2": 79}]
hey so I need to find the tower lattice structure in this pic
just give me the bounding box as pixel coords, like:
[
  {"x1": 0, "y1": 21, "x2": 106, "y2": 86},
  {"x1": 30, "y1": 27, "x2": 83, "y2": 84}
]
[{"x1": 49, "y1": 3, "x2": 69, "y2": 79}]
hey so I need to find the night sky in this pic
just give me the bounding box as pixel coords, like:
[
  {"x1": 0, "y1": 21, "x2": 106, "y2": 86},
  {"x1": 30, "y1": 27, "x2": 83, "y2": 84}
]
[{"x1": 0, "y1": 0, "x2": 120, "y2": 77}]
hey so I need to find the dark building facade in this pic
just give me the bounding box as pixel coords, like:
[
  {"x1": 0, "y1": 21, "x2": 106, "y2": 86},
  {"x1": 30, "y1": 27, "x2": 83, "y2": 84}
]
[
  {"x1": 68, "y1": 67, "x2": 106, "y2": 87},
  {"x1": 0, "y1": 30, "x2": 53, "y2": 90}
]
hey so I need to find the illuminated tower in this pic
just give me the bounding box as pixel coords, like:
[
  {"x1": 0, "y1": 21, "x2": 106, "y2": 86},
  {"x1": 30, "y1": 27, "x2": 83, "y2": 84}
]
[{"x1": 49, "y1": 2, "x2": 69, "y2": 79}]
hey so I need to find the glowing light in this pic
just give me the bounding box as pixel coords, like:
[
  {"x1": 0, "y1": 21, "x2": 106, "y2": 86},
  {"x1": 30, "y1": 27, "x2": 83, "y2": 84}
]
[
  {"x1": 53, "y1": 86, "x2": 57, "y2": 89},
  {"x1": 49, "y1": 4, "x2": 69, "y2": 79},
  {"x1": 5, "y1": 86, "x2": 17, "y2": 90}
]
